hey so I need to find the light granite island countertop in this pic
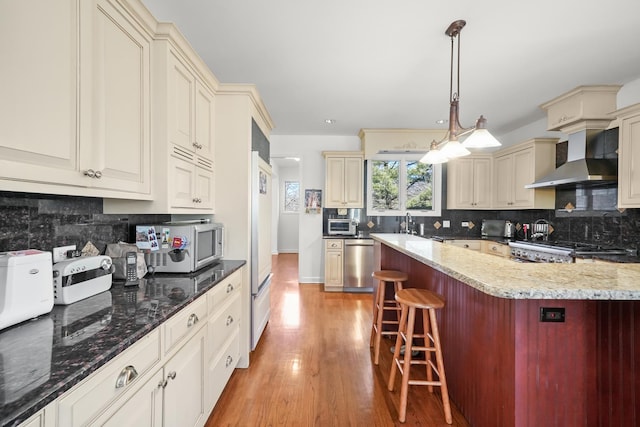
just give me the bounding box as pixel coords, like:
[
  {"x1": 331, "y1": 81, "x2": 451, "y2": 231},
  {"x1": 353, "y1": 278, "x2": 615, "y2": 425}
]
[
  {"x1": 370, "y1": 233, "x2": 640, "y2": 300},
  {"x1": 370, "y1": 233, "x2": 640, "y2": 427}
]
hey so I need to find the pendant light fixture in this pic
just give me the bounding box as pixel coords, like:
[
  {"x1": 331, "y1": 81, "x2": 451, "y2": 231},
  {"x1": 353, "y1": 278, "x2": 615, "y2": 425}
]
[{"x1": 420, "y1": 20, "x2": 501, "y2": 164}]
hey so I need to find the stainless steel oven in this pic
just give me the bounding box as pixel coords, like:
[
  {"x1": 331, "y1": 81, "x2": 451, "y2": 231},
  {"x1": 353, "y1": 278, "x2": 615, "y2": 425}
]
[{"x1": 327, "y1": 218, "x2": 356, "y2": 236}]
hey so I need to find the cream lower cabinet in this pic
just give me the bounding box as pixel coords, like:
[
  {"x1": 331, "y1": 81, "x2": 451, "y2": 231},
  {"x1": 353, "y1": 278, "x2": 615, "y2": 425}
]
[
  {"x1": 206, "y1": 269, "x2": 242, "y2": 408},
  {"x1": 324, "y1": 239, "x2": 344, "y2": 291},
  {"x1": 493, "y1": 138, "x2": 556, "y2": 209},
  {"x1": 616, "y1": 103, "x2": 640, "y2": 208},
  {"x1": 323, "y1": 152, "x2": 364, "y2": 208},
  {"x1": 481, "y1": 241, "x2": 511, "y2": 258},
  {"x1": 447, "y1": 156, "x2": 492, "y2": 209},
  {"x1": 0, "y1": 0, "x2": 151, "y2": 199}
]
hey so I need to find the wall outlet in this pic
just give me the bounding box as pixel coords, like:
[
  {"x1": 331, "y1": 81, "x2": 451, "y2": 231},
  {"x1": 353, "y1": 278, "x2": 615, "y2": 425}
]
[
  {"x1": 53, "y1": 245, "x2": 76, "y2": 263},
  {"x1": 442, "y1": 220, "x2": 451, "y2": 228},
  {"x1": 461, "y1": 221, "x2": 469, "y2": 228}
]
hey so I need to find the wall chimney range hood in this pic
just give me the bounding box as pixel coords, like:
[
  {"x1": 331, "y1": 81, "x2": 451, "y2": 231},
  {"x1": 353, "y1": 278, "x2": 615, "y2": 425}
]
[{"x1": 525, "y1": 128, "x2": 618, "y2": 189}]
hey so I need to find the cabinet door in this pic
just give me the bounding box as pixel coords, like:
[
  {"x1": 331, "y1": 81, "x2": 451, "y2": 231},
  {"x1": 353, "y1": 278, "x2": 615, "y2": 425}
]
[
  {"x1": 619, "y1": 112, "x2": 640, "y2": 207},
  {"x1": 324, "y1": 250, "x2": 343, "y2": 288},
  {"x1": 325, "y1": 157, "x2": 346, "y2": 207},
  {"x1": 163, "y1": 327, "x2": 207, "y2": 427},
  {"x1": 511, "y1": 147, "x2": 535, "y2": 207},
  {"x1": 194, "y1": 165, "x2": 215, "y2": 210},
  {"x1": 195, "y1": 82, "x2": 214, "y2": 159},
  {"x1": 449, "y1": 158, "x2": 476, "y2": 208},
  {"x1": 343, "y1": 157, "x2": 364, "y2": 207},
  {"x1": 0, "y1": 0, "x2": 79, "y2": 185},
  {"x1": 473, "y1": 158, "x2": 492, "y2": 208},
  {"x1": 168, "y1": 52, "x2": 195, "y2": 152},
  {"x1": 95, "y1": 369, "x2": 163, "y2": 427},
  {"x1": 493, "y1": 154, "x2": 514, "y2": 208}
]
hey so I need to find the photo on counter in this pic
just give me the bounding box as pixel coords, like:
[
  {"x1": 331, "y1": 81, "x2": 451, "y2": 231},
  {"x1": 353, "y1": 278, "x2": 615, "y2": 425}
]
[{"x1": 304, "y1": 189, "x2": 322, "y2": 214}]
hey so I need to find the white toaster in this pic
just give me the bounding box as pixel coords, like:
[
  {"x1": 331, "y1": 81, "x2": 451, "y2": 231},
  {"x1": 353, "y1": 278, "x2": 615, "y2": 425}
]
[
  {"x1": 53, "y1": 255, "x2": 113, "y2": 305},
  {"x1": 0, "y1": 250, "x2": 54, "y2": 331}
]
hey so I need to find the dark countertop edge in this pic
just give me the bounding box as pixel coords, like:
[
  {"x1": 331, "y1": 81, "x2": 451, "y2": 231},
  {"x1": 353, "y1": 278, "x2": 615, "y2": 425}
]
[{"x1": 2, "y1": 260, "x2": 246, "y2": 427}]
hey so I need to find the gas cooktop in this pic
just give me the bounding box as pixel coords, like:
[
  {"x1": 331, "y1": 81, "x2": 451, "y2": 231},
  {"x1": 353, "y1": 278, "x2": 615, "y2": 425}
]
[{"x1": 508, "y1": 240, "x2": 633, "y2": 263}]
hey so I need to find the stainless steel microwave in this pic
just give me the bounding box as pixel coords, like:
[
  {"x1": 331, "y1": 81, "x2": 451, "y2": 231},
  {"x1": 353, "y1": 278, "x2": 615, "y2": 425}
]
[
  {"x1": 135, "y1": 222, "x2": 223, "y2": 273},
  {"x1": 327, "y1": 218, "x2": 356, "y2": 236}
]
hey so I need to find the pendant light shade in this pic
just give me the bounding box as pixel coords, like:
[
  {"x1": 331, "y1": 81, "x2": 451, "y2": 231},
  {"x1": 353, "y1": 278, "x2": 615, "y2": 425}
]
[
  {"x1": 419, "y1": 20, "x2": 500, "y2": 165},
  {"x1": 462, "y1": 115, "x2": 502, "y2": 148}
]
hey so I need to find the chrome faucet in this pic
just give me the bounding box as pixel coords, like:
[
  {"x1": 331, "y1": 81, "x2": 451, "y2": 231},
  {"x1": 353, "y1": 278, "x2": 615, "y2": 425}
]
[{"x1": 405, "y1": 212, "x2": 412, "y2": 234}]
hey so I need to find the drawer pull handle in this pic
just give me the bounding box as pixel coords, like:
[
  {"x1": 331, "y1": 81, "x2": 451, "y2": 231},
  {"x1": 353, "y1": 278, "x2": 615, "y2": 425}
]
[
  {"x1": 167, "y1": 371, "x2": 177, "y2": 380},
  {"x1": 187, "y1": 313, "x2": 199, "y2": 327},
  {"x1": 226, "y1": 315, "x2": 234, "y2": 326},
  {"x1": 226, "y1": 283, "x2": 234, "y2": 293},
  {"x1": 159, "y1": 371, "x2": 177, "y2": 389},
  {"x1": 225, "y1": 355, "x2": 233, "y2": 367},
  {"x1": 463, "y1": 244, "x2": 469, "y2": 248},
  {"x1": 115, "y1": 365, "x2": 138, "y2": 389}
]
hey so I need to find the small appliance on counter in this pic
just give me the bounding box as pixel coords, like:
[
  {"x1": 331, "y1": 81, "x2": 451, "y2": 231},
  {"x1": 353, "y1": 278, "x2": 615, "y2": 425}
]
[
  {"x1": 52, "y1": 255, "x2": 113, "y2": 305},
  {"x1": 481, "y1": 219, "x2": 505, "y2": 238},
  {"x1": 0, "y1": 249, "x2": 54, "y2": 331},
  {"x1": 327, "y1": 218, "x2": 357, "y2": 236},
  {"x1": 135, "y1": 222, "x2": 224, "y2": 273}
]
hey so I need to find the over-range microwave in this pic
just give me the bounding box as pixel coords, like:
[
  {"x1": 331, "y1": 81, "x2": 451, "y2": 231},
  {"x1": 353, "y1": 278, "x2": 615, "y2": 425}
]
[
  {"x1": 327, "y1": 218, "x2": 356, "y2": 236},
  {"x1": 135, "y1": 222, "x2": 223, "y2": 273}
]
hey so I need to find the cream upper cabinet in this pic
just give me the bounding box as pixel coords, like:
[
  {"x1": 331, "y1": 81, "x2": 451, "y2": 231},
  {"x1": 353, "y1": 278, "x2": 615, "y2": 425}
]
[
  {"x1": 492, "y1": 138, "x2": 557, "y2": 209},
  {"x1": 616, "y1": 103, "x2": 640, "y2": 208},
  {"x1": 324, "y1": 152, "x2": 364, "y2": 208},
  {"x1": 447, "y1": 156, "x2": 492, "y2": 209},
  {"x1": 540, "y1": 85, "x2": 621, "y2": 131},
  {"x1": 0, "y1": 0, "x2": 152, "y2": 199},
  {"x1": 104, "y1": 27, "x2": 219, "y2": 214}
]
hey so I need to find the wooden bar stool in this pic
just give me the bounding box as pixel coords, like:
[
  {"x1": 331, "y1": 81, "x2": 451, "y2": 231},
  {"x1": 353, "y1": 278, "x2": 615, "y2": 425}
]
[
  {"x1": 370, "y1": 270, "x2": 408, "y2": 365},
  {"x1": 388, "y1": 288, "x2": 452, "y2": 424}
]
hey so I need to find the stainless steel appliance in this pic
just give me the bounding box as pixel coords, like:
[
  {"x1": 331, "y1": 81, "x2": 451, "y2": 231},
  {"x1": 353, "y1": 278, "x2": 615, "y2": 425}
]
[
  {"x1": 481, "y1": 219, "x2": 505, "y2": 238},
  {"x1": 251, "y1": 151, "x2": 272, "y2": 350},
  {"x1": 52, "y1": 255, "x2": 113, "y2": 305},
  {"x1": 136, "y1": 221, "x2": 224, "y2": 273},
  {"x1": 0, "y1": 249, "x2": 54, "y2": 331},
  {"x1": 343, "y1": 239, "x2": 374, "y2": 292},
  {"x1": 503, "y1": 221, "x2": 515, "y2": 239},
  {"x1": 509, "y1": 240, "x2": 631, "y2": 263},
  {"x1": 327, "y1": 218, "x2": 357, "y2": 236}
]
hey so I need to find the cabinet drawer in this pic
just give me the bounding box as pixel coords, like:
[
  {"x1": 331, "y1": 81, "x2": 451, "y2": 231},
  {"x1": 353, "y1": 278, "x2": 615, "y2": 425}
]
[
  {"x1": 207, "y1": 270, "x2": 241, "y2": 314},
  {"x1": 208, "y1": 332, "x2": 240, "y2": 409},
  {"x1": 164, "y1": 297, "x2": 207, "y2": 355},
  {"x1": 481, "y1": 241, "x2": 510, "y2": 257},
  {"x1": 57, "y1": 329, "x2": 161, "y2": 426},
  {"x1": 325, "y1": 239, "x2": 343, "y2": 249},
  {"x1": 208, "y1": 292, "x2": 241, "y2": 352}
]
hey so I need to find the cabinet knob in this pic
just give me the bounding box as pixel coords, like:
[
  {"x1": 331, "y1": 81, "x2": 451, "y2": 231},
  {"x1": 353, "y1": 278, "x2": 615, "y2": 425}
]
[
  {"x1": 83, "y1": 169, "x2": 103, "y2": 179},
  {"x1": 187, "y1": 313, "x2": 199, "y2": 327},
  {"x1": 115, "y1": 365, "x2": 138, "y2": 389},
  {"x1": 94, "y1": 170, "x2": 102, "y2": 179},
  {"x1": 225, "y1": 355, "x2": 233, "y2": 368},
  {"x1": 226, "y1": 315, "x2": 234, "y2": 326},
  {"x1": 226, "y1": 283, "x2": 234, "y2": 293},
  {"x1": 167, "y1": 371, "x2": 177, "y2": 380}
]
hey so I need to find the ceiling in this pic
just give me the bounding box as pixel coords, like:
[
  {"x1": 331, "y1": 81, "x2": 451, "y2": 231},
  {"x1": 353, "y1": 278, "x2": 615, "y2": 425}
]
[{"x1": 142, "y1": 0, "x2": 640, "y2": 140}]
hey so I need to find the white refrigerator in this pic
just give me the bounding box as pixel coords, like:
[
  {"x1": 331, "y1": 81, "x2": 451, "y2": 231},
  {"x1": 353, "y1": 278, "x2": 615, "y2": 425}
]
[{"x1": 250, "y1": 151, "x2": 272, "y2": 350}]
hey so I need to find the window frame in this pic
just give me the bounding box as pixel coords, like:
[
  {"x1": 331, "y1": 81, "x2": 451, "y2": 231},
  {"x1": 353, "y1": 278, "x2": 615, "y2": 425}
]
[{"x1": 366, "y1": 154, "x2": 442, "y2": 217}]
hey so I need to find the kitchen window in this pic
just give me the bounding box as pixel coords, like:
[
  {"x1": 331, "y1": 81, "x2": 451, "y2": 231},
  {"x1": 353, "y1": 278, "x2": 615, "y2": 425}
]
[{"x1": 366, "y1": 154, "x2": 442, "y2": 216}]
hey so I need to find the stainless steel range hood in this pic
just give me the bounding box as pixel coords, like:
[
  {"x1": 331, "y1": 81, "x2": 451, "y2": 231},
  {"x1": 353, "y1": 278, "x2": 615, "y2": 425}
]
[{"x1": 525, "y1": 128, "x2": 617, "y2": 188}]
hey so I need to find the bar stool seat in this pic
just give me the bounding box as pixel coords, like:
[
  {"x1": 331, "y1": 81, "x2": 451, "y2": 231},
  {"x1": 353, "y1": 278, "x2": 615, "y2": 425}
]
[
  {"x1": 388, "y1": 288, "x2": 452, "y2": 424},
  {"x1": 370, "y1": 270, "x2": 408, "y2": 365}
]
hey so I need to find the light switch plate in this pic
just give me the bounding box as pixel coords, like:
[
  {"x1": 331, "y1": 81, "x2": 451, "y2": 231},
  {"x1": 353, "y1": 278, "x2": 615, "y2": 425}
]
[{"x1": 443, "y1": 220, "x2": 451, "y2": 228}]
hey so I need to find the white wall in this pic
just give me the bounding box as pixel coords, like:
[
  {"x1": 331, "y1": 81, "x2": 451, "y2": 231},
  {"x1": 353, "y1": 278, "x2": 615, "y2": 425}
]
[
  {"x1": 276, "y1": 164, "x2": 300, "y2": 253},
  {"x1": 271, "y1": 162, "x2": 280, "y2": 254},
  {"x1": 270, "y1": 135, "x2": 361, "y2": 283}
]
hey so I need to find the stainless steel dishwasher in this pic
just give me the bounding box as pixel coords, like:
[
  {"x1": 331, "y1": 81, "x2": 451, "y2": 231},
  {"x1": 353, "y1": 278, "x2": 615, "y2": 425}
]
[{"x1": 343, "y1": 238, "x2": 374, "y2": 292}]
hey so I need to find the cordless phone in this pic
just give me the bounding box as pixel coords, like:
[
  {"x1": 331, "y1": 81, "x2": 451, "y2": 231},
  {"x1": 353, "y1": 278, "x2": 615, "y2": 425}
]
[{"x1": 124, "y1": 251, "x2": 139, "y2": 286}]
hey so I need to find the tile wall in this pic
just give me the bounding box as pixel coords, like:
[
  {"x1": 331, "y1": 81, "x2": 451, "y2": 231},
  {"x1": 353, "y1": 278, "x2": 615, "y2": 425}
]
[{"x1": 0, "y1": 192, "x2": 169, "y2": 253}]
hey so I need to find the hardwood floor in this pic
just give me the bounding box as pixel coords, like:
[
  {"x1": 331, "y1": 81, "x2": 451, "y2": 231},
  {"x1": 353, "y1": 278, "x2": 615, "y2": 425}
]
[{"x1": 206, "y1": 253, "x2": 470, "y2": 426}]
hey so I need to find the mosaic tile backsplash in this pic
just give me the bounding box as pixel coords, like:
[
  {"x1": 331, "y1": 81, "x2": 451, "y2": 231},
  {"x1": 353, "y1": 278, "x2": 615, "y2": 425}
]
[{"x1": 0, "y1": 192, "x2": 170, "y2": 254}]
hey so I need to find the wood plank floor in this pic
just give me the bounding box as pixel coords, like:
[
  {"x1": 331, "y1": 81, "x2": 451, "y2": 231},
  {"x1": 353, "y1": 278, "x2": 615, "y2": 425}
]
[{"x1": 206, "y1": 253, "x2": 470, "y2": 426}]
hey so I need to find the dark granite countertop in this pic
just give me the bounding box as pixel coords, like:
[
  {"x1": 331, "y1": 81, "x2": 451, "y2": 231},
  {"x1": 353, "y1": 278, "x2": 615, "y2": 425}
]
[{"x1": 0, "y1": 260, "x2": 245, "y2": 427}]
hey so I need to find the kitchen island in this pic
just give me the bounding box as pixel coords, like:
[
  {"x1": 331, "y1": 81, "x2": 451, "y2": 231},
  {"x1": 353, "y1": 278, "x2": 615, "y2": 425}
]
[
  {"x1": 371, "y1": 233, "x2": 640, "y2": 427},
  {"x1": 0, "y1": 260, "x2": 245, "y2": 427}
]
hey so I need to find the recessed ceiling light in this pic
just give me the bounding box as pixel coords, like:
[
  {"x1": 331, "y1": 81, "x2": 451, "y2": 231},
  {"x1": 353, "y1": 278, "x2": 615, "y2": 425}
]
[
  {"x1": 436, "y1": 119, "x2": 448, "y2": 125},
  {"x1": 284, "y1": 157, "x2": 300, "y2": 162},
  {"x1": 324, "y1": 119, "x2": 336, "y2": 124}
]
